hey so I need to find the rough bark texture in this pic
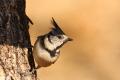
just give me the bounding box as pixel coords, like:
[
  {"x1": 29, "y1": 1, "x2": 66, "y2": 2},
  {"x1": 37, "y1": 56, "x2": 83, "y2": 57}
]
[
  {"x1": 0, "y1": 0, "x2": 36, "y2": 80},
  {"x1": 0, "y1": 45, "x2": 34, "y2": 80}
]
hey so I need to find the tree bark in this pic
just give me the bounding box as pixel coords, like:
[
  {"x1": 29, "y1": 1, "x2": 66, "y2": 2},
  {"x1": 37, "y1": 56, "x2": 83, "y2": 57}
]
[
  {"x1": 0, "y1": 45, "x2": 36, "y2": 80},
  {"x1": 0, "y1": 0, "x2": 37, "y2": 80}
]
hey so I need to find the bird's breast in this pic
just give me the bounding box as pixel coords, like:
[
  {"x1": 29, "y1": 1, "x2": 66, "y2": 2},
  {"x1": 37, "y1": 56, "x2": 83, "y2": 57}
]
[{"x1": 33, "y1": 39, "x2": 60, "y2": 67}]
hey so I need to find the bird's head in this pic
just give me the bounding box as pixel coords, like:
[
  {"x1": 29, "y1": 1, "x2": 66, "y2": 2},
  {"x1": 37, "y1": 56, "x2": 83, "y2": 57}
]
[{"x1": 47, "y1": 18, "x2": 73, "y2": 49}]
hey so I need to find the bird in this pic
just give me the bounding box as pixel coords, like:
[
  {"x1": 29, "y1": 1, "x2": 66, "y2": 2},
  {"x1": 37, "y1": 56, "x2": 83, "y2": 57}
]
[{"x1": 33, "y1": 18, "x2": 73, "y2": 69}]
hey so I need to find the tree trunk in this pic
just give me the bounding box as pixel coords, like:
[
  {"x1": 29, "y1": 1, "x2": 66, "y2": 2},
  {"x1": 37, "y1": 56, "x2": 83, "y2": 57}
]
[
  {"x1": 0, "y1": 0, "x2": 37, "y2": 80},
  {"x1": 0, "y1": 45, "x2": 36, "y2": 80}
]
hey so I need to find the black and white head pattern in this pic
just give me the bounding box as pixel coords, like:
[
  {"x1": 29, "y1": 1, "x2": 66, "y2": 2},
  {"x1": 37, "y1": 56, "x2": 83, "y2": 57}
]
[{"x1": 44, "y1": 18, "x2": 72, "y2": 52}]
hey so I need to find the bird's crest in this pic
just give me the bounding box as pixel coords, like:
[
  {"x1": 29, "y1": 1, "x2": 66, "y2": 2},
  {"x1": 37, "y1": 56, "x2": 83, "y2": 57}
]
[{"x1": 51, "y1": 17, "x2": 65, "y2": 35}]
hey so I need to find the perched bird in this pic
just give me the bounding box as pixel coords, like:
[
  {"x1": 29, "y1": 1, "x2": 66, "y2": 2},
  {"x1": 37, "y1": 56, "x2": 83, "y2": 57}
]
[{"x1": 33, "y1": 18, "x2": 72, "y2": 69}]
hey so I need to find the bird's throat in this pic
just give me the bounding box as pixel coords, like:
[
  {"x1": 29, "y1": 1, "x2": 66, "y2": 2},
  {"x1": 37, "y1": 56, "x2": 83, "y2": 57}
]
[{"x1": 39, "y1": 35, "x2": 59, "y2": 57}]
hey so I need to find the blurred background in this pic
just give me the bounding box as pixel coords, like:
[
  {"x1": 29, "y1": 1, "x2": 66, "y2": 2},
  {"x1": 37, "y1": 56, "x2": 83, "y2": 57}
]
[{"x1": 26, "y1": 0, "x2": 120, "y2": 80}]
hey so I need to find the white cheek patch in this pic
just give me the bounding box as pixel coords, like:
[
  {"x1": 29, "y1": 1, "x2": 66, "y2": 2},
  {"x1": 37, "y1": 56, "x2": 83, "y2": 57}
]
[
  {"x1": 53, "y1": 41, "x2": 63, "y2": 48},
  {"x1": 44, "y1": 35, "x2": 69, "y2": 51},
  {"x1": 44, "y1": 37, "x2": 56, "y2": 51},
  {"x1": 51, "y1": 35, "x2": 69, "y2": 48}
]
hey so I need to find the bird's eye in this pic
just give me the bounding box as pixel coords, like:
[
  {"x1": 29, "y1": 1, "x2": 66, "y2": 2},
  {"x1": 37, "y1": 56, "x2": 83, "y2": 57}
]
[{"x1": 57, "y1": 35, "x2": 62, "y2": 39}]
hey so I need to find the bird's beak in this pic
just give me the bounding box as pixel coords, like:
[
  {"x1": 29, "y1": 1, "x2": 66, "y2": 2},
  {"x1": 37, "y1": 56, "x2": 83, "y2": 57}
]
[{"x1": 68, "y1": 38, "x2": 73, "y2": 41}]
